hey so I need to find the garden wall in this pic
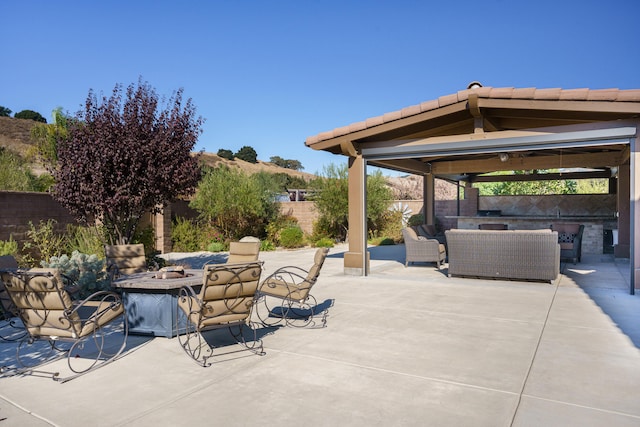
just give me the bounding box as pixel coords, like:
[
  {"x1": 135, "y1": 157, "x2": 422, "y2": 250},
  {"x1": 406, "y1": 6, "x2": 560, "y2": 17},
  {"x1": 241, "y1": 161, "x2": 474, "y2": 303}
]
[
  {"x1": 0, "y1": 191, "x2": 81, "y2": 244},
  {"x1": 0, "y1": 191, "x2": 618, "y2": 255}
]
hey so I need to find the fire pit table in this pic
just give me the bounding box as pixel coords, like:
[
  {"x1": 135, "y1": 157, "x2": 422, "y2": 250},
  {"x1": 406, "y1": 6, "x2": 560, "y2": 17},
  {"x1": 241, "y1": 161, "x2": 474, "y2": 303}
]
[{"x1": 111, "y1": 268, "x2": 203, "y2": 338}]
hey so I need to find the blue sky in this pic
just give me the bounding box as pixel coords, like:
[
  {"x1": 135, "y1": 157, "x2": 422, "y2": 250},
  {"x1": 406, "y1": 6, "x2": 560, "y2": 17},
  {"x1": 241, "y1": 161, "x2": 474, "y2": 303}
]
[{"x1": 1, "y1": 0, "x2": 639, "y2": 176}]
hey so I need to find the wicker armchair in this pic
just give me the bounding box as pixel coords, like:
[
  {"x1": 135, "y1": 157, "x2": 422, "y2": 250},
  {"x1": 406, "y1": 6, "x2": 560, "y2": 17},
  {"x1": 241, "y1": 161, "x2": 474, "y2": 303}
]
[
  {"x1": 413, "y1": 224, "x2": 447, "y2": 247},
  {"x1": 402, "y1": 227, "x2": 446, "y2": 269}
]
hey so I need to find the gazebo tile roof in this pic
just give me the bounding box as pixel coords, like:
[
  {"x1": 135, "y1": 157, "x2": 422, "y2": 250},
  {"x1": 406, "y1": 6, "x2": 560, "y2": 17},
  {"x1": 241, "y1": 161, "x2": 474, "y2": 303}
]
[
  {"x1": 349, "y1": 121, "x2": 368, "y2": 133},
  {"x1": 383, "y1": 110, "x2": 403, "y2": 122},
  {"x1": 587, "y1": 89, "x2": 621, "y2": 101},
  {"x1": 559, "y1": 88, "x2": 590, "y2": 100},
  {"x1": 333, "y1": 125, "x2": 352, "y2": 137},
  {"x1": 511, "y1": 87, "x2": 537, "y2": 99},
  {"x1": 488, "y1": 87, "x2": 516, "y2": 98},
  {"x1": 419, "y1": 99, "x2": 440, "y2": 112},
  {"x1": 401, "y1": 104, "x2": 422, "y2": 118},
  {"x1": 455, "y1": 90, "x2": 471, "y2": 102},
  {"x1": 306, "y1": 86, "x2": 640, "y2": 144},
  {"x1": 437, "y1": 93, "x2": 459, "y2": 107},
  {"x1": 531, "y1": 88, "x2": 563, "y2": 99},
  {"x1": 617, "y1": 89, "x2": 640, "y2": 101},
  {"x1": 365, "y1": 116, "x2": 385, "y2": 127}
]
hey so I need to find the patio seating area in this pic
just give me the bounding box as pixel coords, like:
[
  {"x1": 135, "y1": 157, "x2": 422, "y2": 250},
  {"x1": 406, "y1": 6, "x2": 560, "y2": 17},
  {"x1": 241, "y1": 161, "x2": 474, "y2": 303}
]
[{"x1": 1, "y1": 244, "x2": 639, "y2": 426}]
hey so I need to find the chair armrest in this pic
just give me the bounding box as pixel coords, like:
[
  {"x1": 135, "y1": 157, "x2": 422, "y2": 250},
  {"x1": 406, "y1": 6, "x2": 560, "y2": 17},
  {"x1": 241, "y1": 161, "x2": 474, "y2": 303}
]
[
  {"x1": 177, "y1": 285, "x2": 202, "y2": 315},
  {"x1": 414, "y1": 238, "x2": 442, "y2": 249},
  {"x1": 261, "y1": 267, "x2": 308, "y2": 289},
  {"x1": 70, "y1": 290, "x2": 124, "y2": 320}
]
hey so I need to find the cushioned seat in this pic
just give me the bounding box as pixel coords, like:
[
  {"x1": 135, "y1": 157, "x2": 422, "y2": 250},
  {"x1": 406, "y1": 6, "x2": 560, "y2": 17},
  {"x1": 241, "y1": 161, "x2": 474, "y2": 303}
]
[
  {"x1": 104, "y1": 244, "x2": 150, "y2": 280},
  {"x1": 0, "y1": 268, "x2": 128, "y2": 382},
  {"x1": 255, "y1": 247, "x2": 330, "y2": 328},
  {"x1": 402, "y1": 227, "x2": 446, "y2": 269},
  {"x1": 227, "y1": 241, "x2": 260, "y2": 263},
  {"x1": 176, "y1": 261, "x2": 264, "y2": 367},
  {"x1": 552, "y1": 223, "x2": 584, "y2": 264}
]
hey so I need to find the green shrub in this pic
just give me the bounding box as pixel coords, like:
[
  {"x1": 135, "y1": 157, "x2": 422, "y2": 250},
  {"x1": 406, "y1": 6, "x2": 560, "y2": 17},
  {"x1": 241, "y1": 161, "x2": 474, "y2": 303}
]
[
  {"x1": 311, "y1": 215, "x2": 345, "y2": 243},
  {"x1": 314, "y1": 237, "x2": 334, "y2": 248},
  {"x1": 42, "y1": 251, "x2": 110, "y2": 298},
  {"x1": 172, "y1": 217, "x2": 225, "y2": 252},
  {"x1": 207, "y1": 241, "x2": 225, "y2": 252},
  {"x1": 66, "y1": 224, "x2": 105, "y2": 258},
  {"x1": 260, "y1": 240, "x2": 276, "y2": 251},
  {"x1": 132, "y1": 226, "x2": 156, "y2": 254},
  {"x1": 368, "y1": 236, "x2": 396, "y2": 246},
  {"x1": 407, "y1": 214, "x2": 424, "y2": 227},
  {"x1": 378, "y1": 210, "x2": 404, "y2": 242},
  {"x1": 265, "y1": 213, "x2": 299, "y2": 246},
  {"x1": 279, "y1": 226, "x2": 304, "y2": 248},
  {"x1": 21, "y1": 219, "x2": 68, "y2": 266},
  {"x1": 378, "y1": 237, "x2": 396, "y2": 246},
  {"x1": 0, "y1": 236, "x2": 18, "y2": 256},
  {"x1": 171, "y1": 217, "x2": 201, "y2": 252}
]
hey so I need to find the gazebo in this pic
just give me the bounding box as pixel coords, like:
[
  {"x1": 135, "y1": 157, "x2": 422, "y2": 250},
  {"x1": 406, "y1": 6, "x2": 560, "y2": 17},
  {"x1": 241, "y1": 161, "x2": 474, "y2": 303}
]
[{"x1": 305, "y1": 84, "x2": 640, "y2": 293}]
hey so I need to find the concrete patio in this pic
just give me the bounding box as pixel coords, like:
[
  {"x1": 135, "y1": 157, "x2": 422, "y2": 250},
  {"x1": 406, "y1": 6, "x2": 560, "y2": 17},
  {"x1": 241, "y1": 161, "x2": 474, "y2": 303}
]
[{"x1": 1, "y1": 244, "x2": 639, "y2": 426}]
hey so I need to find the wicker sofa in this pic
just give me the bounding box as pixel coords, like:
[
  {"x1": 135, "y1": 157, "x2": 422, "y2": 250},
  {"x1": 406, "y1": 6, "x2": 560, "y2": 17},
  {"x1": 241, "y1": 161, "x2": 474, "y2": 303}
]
[{"x1": 445, "y1": 229, "x2": 560, "y2": 283}]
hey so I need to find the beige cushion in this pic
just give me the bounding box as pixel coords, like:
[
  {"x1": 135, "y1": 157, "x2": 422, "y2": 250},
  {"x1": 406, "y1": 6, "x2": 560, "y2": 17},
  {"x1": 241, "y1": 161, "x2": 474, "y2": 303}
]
[
  {"x1": 227, "y1": 241, "x2": 260, "y2": 263},
  {"x1": 105, "y1": 244, "x2": 147, "y2": 275}
]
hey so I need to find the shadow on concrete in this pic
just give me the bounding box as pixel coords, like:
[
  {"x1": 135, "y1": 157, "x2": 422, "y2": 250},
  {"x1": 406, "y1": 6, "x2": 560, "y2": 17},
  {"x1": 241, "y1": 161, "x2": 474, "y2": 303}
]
[{"x1": 564, "y1": 258, "x2": 640, "y2": 348}]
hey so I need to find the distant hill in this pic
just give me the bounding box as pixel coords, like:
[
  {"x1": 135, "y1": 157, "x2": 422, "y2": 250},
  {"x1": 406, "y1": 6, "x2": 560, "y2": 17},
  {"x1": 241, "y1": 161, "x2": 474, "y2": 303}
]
[
  {"x1": 0, "y1": 116, "x2": 35, "y2": 157},
  {"x1": 0, "y1": 116, "x2": 444, "y2": 200},
  {"x1": 0, "y1": 116, "x2": 316, "y2": 181}
]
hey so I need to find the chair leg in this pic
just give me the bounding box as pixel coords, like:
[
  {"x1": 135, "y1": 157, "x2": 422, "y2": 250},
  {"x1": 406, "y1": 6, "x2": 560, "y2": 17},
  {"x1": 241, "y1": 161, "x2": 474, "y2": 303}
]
[
  {"x1": 55, "y1": 315, "x2": 129, "y2": 383},
  {"x1": 228, "y1": 322, "x2": 265, "y2": 356},
  {"x1": 255, "y1": 292, "x2": 327, "y2": 328},
  {"x1": 0, "y1": 317, "x2": 27, "y2": 342}
]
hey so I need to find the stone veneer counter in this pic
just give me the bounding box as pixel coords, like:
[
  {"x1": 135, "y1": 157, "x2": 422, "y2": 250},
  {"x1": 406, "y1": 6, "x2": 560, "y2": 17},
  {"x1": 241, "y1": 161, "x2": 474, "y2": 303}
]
[{"x1": 446, "y1": 216, "x2": 618, "y2": 255}]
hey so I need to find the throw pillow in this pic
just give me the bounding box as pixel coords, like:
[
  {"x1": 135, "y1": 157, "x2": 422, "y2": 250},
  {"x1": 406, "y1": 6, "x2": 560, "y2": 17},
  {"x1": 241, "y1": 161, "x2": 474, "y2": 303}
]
[{"x1": 558, "y1": 232, "x2": 576, "y2": 243}]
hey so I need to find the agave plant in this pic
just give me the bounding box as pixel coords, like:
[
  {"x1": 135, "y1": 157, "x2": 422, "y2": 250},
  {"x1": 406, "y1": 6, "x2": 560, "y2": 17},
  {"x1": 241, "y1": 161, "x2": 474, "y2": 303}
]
[{"x1": 42, "y1": 251, "x2": 110, "y2": 298}]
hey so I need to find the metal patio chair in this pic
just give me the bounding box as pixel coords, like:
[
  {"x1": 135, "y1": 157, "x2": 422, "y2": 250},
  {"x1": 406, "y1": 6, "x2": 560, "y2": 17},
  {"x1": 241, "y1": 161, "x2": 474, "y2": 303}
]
[
  {"x1": 226, "y1": 240, "x2": 261, "y2": 264},
  {"x1": 0, "y1": 255, "x2": 26, "y2": 342},
  {"x1": 0, "y1": 268, "x2": 128, "y2": 382},
  {"x1": 176, "y1": 261, "x2": 265, "y2": 367},
  {"x1": 255, "y1": 247, "x2": 330, "y2": 328},
  {"x1": 105, "y1": 243, "x2": 153, "y2": 281}
]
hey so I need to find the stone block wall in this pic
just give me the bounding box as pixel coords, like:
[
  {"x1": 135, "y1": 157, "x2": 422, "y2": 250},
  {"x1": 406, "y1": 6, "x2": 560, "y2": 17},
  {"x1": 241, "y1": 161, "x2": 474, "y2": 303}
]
[
  {"x1": 0, "y1": 191, "x2": 621, "y2": 255},
  {"x1": 279, "y1": 201, "x2": 317, "y2": 234},
  {"x1": 0, "y1": 191, "x2": 80, "y2": 246},
  {"x1": 479, "y1": 194, "x2": 617, "y2": 217}
]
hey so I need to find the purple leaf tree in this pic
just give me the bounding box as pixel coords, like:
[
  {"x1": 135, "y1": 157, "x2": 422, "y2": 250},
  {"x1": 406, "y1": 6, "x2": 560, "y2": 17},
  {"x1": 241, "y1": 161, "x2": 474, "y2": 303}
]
[{"x1": 53, "y1": 79, "x2": 203, "y2": 245}]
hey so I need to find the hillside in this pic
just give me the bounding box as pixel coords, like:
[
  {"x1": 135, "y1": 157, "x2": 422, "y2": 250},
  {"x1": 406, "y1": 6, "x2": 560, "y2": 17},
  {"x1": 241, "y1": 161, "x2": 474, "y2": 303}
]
[
  {"x1": 0, "y1": 116, "x2": 316, "y2": 181},
  {"x1": 0, "y1": 116, "x2": 442, "y2": 199},
  {"x1": 0, "y1": 116, "x2": 35, "y2": 157}
]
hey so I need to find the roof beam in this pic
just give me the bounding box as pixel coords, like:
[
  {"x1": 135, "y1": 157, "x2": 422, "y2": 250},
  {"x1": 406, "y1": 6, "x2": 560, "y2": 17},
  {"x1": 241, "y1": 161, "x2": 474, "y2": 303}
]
[
  {"x1": 469, "y1": 169, "x2": 613, "y2": 183},
  {"x1": 361, "y1": 126, "x2": 637, "y2": 161},
  {"x1": 431, "y1": 151, "x2": 624, "y2": 174},
  {"x1": 477, "y1": 97, "x2": 640, "y2": 115},
  {"x1": 368, "y1": 158, "x2": 430, "y2": 175}
]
